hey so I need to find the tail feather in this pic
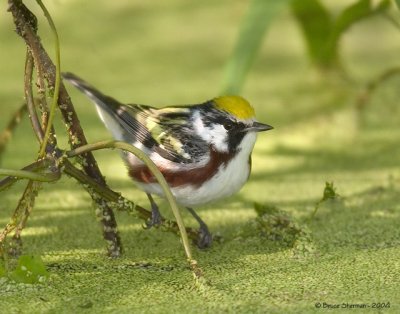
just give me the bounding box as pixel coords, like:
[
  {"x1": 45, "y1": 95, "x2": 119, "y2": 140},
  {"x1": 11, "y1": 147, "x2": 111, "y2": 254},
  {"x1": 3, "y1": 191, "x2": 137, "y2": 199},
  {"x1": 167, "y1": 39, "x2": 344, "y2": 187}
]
[
  {"x1": 62, "y1": 72, "x2": 122, "y2": 113},
  {"x1": 62, "y1": 72, "x2": 130, "y2": 141}
]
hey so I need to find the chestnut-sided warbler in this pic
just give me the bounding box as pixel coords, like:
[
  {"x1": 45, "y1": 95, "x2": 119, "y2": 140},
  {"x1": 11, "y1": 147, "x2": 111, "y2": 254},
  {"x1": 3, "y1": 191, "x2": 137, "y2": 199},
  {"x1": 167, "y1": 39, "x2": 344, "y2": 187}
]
[{"x1": 63, "y1": 72, "x2": 273, "y2": 248}]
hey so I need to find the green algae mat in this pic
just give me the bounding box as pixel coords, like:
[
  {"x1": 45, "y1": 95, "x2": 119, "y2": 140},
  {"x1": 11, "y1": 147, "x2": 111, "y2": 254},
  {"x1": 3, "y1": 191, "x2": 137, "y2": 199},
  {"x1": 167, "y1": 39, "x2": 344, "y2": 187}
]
[{"x1": 1, "y1": 1, "x2": 400, "y2": 313}]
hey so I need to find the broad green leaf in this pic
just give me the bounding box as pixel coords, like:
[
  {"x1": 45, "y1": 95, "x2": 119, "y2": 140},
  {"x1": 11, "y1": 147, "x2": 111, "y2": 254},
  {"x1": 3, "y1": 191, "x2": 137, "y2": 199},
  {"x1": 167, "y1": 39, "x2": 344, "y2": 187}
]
[
  {"x1": 222, "y1": 0, "x2": 290, "y2": 94},
  {"x1": 9, "y1": 255, "x2": 49, "y2": 284},
  {"x1": 291, "y1": 0, "x2": 334, "y2": 67}
]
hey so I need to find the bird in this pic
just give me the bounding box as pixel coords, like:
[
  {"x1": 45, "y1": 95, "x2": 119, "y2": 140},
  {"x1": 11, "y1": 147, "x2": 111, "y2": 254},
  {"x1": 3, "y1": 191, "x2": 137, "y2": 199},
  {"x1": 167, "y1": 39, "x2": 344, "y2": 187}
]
[{"x1": 62, "y1": 72, "x2": 273, "y2": 248}]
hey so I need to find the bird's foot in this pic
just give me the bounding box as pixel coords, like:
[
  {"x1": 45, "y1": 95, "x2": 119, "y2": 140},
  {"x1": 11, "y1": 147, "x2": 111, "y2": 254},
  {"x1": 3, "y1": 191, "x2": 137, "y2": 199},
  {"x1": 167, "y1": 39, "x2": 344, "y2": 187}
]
[
  {"x1": 145, "y1": 193, "x2": 162, "y2": 229},
  {"x1": 196, "y1": 224, "x2": 213, "y2": 249},
  {"x1": 145, "y1": 207, "x2": 162, "y2": 229}
]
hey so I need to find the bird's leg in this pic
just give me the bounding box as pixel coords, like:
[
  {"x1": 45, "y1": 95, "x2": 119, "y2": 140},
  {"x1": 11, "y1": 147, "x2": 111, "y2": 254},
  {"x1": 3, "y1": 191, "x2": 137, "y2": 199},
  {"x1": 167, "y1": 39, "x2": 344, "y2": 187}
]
[
  {"x1": 186, "y1": 207, "x2": 212, "y2": 248},
  {"x1": 145, "y1": 193, "x2": 162, "y2": 228}
]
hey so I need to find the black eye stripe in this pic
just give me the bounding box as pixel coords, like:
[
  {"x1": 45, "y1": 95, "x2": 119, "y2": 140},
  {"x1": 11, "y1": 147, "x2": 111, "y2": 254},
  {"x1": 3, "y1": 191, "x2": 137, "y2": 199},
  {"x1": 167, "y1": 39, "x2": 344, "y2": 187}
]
[
  {"x1": 199, "y1": 108, "x2": 247, "y2": 132},
  {"x1": 223, "y1": 121, "x2": 234, "y2": 130}
]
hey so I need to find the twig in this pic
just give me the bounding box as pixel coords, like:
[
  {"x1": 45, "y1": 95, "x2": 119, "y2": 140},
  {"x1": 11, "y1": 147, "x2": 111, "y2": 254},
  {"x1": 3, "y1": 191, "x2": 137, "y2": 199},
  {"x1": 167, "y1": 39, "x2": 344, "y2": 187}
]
[
  {"x1": 67, "y1": 140, "x2": 196, "y2": 266},
  {"x1": 24, "y1": 50, "x2": 44, "y2": 143},
  {"x1": 35, "y1": 0, "x2": 60, "y2": 158},
  {"x1": 9, "y1": 180, "x2": 42, "y2": 257},
  {"x1": 2, "y1": 32, "x2": 54, "y2": 254},
  {"x1": 0, "y1": 180, "x2": 40, "y2": 257},
  {"x1": 0, "y1": 153, "x2": 201, "y2": 245},
  {"x1": 0, "y1": 158, "x2": 52, "y2": 192},
  {"x1": 62, "y1": 160, "x2": 200, "y2": 242},
  {"x1": 5, "y1": 1, "x2": 205, "y2": 276},
  {"x1": 0, "y1": 168, "x2": 60, "y2": 182},
  {"x1": 8, "y1": 0, "x2": 122, "y2": 257},
  {"x1": 357, "y1": 66, "x2": 400, "y2": 110}
]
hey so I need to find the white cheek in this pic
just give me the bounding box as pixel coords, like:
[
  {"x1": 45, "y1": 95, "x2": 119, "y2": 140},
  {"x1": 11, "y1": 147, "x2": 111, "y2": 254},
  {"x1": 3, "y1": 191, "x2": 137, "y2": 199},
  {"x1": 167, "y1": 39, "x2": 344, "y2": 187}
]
[
  {"x1": 193, "y1": 111, "x2": 228, "y2": 152},
  {"x1": 208, "y1": 124, "x2": 228, "y2": 152}
]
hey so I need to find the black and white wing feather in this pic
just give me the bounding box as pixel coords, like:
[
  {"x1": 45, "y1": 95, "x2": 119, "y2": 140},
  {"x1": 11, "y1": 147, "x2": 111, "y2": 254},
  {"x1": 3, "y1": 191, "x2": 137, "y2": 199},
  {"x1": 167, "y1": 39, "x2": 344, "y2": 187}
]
[{"x1": 62, "y1": 72, "x2": 208, "y2": 164}]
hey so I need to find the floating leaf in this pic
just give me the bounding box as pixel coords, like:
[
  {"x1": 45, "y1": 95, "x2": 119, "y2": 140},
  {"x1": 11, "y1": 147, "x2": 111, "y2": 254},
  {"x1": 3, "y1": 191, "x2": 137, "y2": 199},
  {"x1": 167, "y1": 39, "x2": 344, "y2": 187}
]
[{"x1": 9, "y1": 255, "x2": 49, "y2": 284}]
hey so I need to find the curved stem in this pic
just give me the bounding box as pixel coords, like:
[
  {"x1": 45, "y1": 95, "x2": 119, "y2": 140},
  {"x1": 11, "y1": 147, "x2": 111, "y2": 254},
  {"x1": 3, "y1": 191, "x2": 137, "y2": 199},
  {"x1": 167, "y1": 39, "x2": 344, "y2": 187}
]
[
  {"x1": 0, "y1": 158, "x2": 52, "y2": 192},
  {"x1": 36, "y1": 0, "x2": 61, "y2": 157},
  {"x1": 0, "y1": 168, "x2": 60, "y2": 182},
  {"x1": 61, "y1": 160, "x2": 201, "y2": 244},
  {"x1": 25, "y1": 49, "x2": 44, "y2": 143},
  {"x1": 66, "y1": 140, "x2": 194, "y2": 263}
]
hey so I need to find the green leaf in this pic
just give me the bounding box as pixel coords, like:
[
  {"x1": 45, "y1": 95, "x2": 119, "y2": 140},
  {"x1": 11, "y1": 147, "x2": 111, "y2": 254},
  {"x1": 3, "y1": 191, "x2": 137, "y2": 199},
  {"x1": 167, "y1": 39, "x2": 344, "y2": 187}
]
[
  {"x1": 328, "y1": 0, "x2": 391, "y2": 64},
  {"x1": 9, "y1": 255, "x2": 49, "y2": 284},
  {"x1": 292, "y1": 0, "x2": 391, "y2": 69},
  {"x1": 291, "y1": 0, "x2": 334, "y2": 67},
  {"x1": 331, "y1": 0, "x2": 390, "y2": 44},
  {"x1": 311, "y1": 182, "x2": 341, "y2": 219},
  {"x1": 222, "y1": 0, "x2": 290, "y2": 94},
  {"x1": 322, "y1": 181, "x2": 339, "y2": 201},
  {"x1": 395, "y1": 0, "x2": 400, "y2": 10}
]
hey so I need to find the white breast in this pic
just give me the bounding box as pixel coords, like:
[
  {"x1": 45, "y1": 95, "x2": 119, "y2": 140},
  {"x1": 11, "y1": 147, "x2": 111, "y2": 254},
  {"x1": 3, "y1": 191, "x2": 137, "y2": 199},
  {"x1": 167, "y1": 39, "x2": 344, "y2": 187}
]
[{"x1": 136, "y1": 132, "x2": 257, "y2": 207}]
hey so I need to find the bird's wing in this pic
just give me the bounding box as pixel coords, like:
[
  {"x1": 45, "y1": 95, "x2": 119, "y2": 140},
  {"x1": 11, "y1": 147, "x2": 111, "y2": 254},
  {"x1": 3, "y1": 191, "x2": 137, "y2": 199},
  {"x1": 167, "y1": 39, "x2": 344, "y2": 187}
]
[
  {"x1": 122, "y1": 104, "x2": 209, "y2": 164},
  {"x1": 63, "y1": 72, "x2": 208, "y2": 164}
]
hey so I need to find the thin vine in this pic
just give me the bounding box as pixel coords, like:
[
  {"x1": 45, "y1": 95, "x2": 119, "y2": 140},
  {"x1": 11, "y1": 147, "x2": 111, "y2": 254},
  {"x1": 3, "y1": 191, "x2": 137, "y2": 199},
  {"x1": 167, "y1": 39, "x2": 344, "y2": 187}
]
[{"x1": 35, "y1": 0, "x2": 61, "y2": 158}]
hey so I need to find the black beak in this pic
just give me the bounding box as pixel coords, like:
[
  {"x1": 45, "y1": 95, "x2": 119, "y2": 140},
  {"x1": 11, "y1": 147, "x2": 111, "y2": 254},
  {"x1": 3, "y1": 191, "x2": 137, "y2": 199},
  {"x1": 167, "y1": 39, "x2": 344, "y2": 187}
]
[{"x1": 247, "y1": 121, "x2": 273, "y2": 132}]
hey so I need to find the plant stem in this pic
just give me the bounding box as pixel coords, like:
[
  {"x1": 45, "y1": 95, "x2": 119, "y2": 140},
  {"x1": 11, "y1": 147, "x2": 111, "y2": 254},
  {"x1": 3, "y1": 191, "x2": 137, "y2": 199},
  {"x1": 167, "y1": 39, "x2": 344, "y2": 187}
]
[
  {"x1": 0, "y1": 180, "x2": 40, "y2": 256},
  {"x1": 0, "y1": 168, "x2": 60, "y2": 182},
  {"x1": 62, "y1": 159, "x2": 201, "y2": 243},
  {"x1": 0, "y1": 158, "x2": 51, "y2": 192},
  {"x1": 24, "y1": 50, "x2": 44, "y2": 143},
  {"x1": 67, "y1": 140, "x2": 195, "y2": 263},
  {"x1": 35, "y1": 0, "x2": 60, "y2": 157},
  {"x1": 8, "y1": 0, "x2": 122, "y2": 257}
]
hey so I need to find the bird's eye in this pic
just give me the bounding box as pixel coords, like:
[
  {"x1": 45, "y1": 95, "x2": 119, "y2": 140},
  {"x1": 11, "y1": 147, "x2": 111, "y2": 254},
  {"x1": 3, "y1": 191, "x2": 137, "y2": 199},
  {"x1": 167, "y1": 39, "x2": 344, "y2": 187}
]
[{"x1": 223, "y1": 121, "x2": 234, "y2": 131}]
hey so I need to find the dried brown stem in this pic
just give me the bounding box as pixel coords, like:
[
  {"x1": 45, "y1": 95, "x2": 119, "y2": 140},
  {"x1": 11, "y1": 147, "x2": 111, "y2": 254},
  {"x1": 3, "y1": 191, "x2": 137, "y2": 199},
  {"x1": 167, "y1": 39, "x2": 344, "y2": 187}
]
[
  {"x1": 4, "y1": 0, "x2": 203, "y2": 259},
  {"x1": 62, "y1": 160, "x2": 200, "y2": 243},
  {"x1": 0, "y1": 158, "x2": 52, "y2": 192},
  {"x1": 5, "y1": 27, "x2": 55, "y2": 253},
  {"x1": 8, "y1": 0, "x2": 122, "y2": 257},
  {"x1": 24, "y1": 49, "x2": 44, "y2": 143},
  {"x1": 0, "y1": 156, "x2": 200, "y2": 244},
  {"x1": 0, "y1": 180, "x2": 40, "y2": 257},
  {"x1": 9, "y1": 180, "x2": 42, "y2": 257}
]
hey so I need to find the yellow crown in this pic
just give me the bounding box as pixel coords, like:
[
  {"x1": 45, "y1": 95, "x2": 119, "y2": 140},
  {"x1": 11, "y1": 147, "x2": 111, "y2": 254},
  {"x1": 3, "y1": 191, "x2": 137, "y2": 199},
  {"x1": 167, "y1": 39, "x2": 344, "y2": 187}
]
[{"x1": 213, "y1": 96, "x2": 255, "y2": 120}]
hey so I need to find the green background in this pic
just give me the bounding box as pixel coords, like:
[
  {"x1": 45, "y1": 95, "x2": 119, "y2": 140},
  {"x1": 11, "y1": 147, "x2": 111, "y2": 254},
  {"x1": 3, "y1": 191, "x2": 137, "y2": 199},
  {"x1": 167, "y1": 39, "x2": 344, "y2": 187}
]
[{"x1": 1, "y1": 0, "x2": 399, "y2": 313}]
